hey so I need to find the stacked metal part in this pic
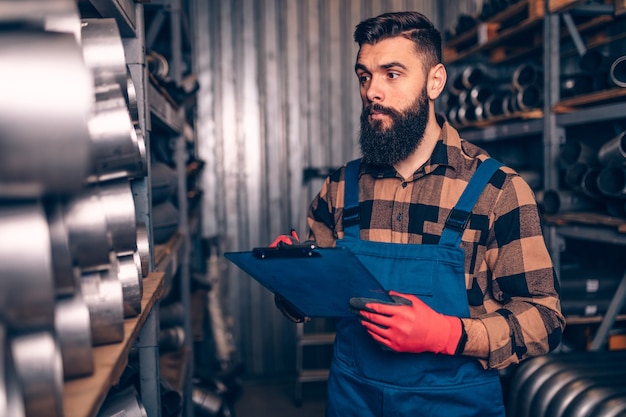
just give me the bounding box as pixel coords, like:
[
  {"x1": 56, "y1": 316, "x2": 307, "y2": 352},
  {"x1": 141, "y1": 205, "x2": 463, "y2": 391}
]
[
  {"x1": 539, "y1": 130, "x2": 626, "y2": 217},
  {"x1": 0, "y1": 1, "x2": 149, "y2": 416},
  {"x1": 443, "y1": 62, "x2": 544, "y2": 128},
  {"x1": 507, "y1": 351, "x2": 626, "y2": 417}
]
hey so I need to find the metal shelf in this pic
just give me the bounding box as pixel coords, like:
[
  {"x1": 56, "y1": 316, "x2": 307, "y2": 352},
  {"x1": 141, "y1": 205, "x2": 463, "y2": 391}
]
[
  {"x1": 459, "y1": 117, "x2": 544, "y2": 142},
  {"x1": 83, "y1": 0, "x2": 137, "y2": 37},
  {"x1": 148, "y1": 82, "x2": 185, "y2": 134}
]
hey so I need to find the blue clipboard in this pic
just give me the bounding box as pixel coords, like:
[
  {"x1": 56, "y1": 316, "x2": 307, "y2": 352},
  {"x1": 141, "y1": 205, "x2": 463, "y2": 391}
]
[{"x1": 224, "y1": 244, "x2": 392, "y2": 318}]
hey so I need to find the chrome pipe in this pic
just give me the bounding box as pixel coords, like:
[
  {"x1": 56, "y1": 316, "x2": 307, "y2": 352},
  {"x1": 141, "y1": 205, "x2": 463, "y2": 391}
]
[
  {"x1": 136, "y1": 222, "x2": 150, "y2": 277},
  {"x1": 97, "y1": 180, "x2": 138, "y2": 254},
  {"x1": 88, "y1": 82, "x2": 146, "y2": 182},
  {"x1": 515, "y1": 84, "x2": 543, "y2": 111},
  {"x1": 0, "y1": 0, "x2": 81, "y2": 41},
  {"x1": 46, "y1": 200, "x2": 80, "y2": 297},
  {"x1": 0, "y1": 30, "x2": 92, "y2": 197},
  {"x1": 116, "y1": 253, "x2": 143, "y2": 318},
  {"x1": 81, "y1": 18, "x2": 127, "y2": 93},
  {"x1": 1, "y1": 325, "x2": 26, "y2": 417},
  {"x1": 0, "y1": 203, "x2": 55, "y2": 331},
  {"x1": 512, "y1": 63, "x2": 543, "y2": 90},
  {"x1": 55, "y1": 293, "x2": 94, "y2": 379},
  {"x1": 11, "y1": 330, "x2": 64, "y2": 417},
  {"x1": 559, "y1": 140, "x2": 598, "y2": 168},
  {"x1": 81, "y1": 268, "x2": 125, "y2": 345}
]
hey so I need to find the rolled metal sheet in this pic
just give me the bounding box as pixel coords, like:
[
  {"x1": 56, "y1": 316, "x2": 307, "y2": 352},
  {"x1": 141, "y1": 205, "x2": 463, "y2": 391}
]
[
  {"x1": 81, "y1": 267, "x2": 125, "y2": 345},
  {"x1": 55, "y1": 293, "x2": 94, "y2": 379},
  {"x1": 0, "y1": 325, "x2": 26, "y2": 417},
  {"x1": 0, "y1": 30, "x2": 92, "y2": 197},
  {"x1": 98, "y1": 180, "x2": 138, "y2": 254},
  {"x1": 597, "y1": 130, "x2": 626, "y2": 166},
  {"x1": 116, "y1": 253, "x2": 143, "y2": 318},
  {"x1": 96, "y1": 386, "x2": 147, "y2": 417},
  {"x1": 0, "y1": 203, "x2": 55, "y2": 331},
  {"x1": 88, "y1": 82, "x2": 145, "y2": 182},
  {"x1": 63, "y1": 187, "x2": 112, "y2": 271},
  {"x1": 11, "y1": 330, "x2": 64, "y2": 417},
  {"x1": 46, "y1": 200, "x2": 80, "y2": 297},
  {"x1": 136, "y1": 222, "x2": 150, "y2": 277}
]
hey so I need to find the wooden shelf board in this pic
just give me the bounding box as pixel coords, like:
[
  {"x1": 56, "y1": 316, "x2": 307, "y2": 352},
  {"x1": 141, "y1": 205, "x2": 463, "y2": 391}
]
[
  {"x1": 63, "y1": 272, "x2": 165, "y2": 417},
  {"x1": 566, "y1": 314, "x2": 626, "y2": 325},
  {"x1": 553, "y1": 88, "x2": 626, "y2": 112}
]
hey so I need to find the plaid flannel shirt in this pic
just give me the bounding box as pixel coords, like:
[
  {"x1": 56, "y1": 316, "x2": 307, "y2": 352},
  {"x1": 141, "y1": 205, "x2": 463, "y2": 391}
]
[{"x1": 307, "y1": 118, "x2": 565, "y2": 370}]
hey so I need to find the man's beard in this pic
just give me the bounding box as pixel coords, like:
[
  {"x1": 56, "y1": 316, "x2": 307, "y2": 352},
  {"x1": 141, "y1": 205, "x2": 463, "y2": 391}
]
[{"x1": 358, "y1": 86, "x2": 429, "y2": 167}]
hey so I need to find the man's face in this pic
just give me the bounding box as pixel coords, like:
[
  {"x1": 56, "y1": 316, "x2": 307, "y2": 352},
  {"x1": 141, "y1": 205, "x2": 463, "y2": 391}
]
[{"x1": 355, "y1": 37, "x2": 431, "y2": 166}]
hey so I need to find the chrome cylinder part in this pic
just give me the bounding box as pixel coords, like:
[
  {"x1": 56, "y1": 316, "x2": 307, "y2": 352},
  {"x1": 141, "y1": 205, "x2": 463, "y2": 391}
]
[
  {"x1": 456, "y1": 104, "x2": 477, "y2": 125},
  {"x1": 469, "y1": 84, "x2": 493, "y2": 106},
  {"x1": 1, "y1": 325, "x2": 26, "y2": 417},
  {"x1": 88, "y1": 82, "x2": 145, "y2": 182},
  {"x1": 63, "y1": 188, "x2": 112, "y2": 271},
  {"x1": 46, "y1": 200, "x2": 80, "y2": 297},
  {"x1": 126, "y1": 70, "x2": 140, "y2": 124},
  {"x1": 0, "y1": 203, "x2": 55, "y2": 330},
  {"x1": 461, "y1": 65, "x2": 490, "y2": 89},
  {"x1": 116, "y1": 253, "x2": 143, "y2": 318},
  {"x1": 609, "y1": 55, "x2": 626, "y2": 88},
  {"x1": 81, "y1": 268, "x2": 125, "y2": 345},
  {"x1": 55, "y1": 293, "x2": 94, "y2": 379},
  {"x1": 81, "y1": 18, "x2": 127, "y2": 92},
  {"x1": 136, "y1": 222, "x2": 150, "y2": 277},
  {"x1": 11, "y1": 330, "x2": 64, "y2": 417},
  {"x1": 597, "y1": 165, "x2": 626, "y2": 198},
  {"x1": 597, "y1": 130, "x2": 626, "y2": 166},
  {"x1": 96, "y1": 386, "x2": 148, "y2": 417},
  {"x1": 98, "y1": 180, "x2": 138, "y2": 254},
  {"x1": 483, "y1": 94, "x2": 505, "y2": 119},
  {"x1": 0, "y1": 30, "x2": 92, "y2": 197}
]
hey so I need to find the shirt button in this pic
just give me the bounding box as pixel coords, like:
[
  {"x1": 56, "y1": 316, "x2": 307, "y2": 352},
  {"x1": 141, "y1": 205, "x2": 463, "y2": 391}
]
[
  {"x1": 397, "y1": 213, "x2": 403, "y2": 222},
  {"x1": 402, "y1": 182, "x2": 408, "y2": 188}
]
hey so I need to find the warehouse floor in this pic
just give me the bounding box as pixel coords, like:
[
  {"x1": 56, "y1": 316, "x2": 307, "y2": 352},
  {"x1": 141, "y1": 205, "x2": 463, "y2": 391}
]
[{"x1": 234, "y1": 378, "x2": 327, "y2": 417}]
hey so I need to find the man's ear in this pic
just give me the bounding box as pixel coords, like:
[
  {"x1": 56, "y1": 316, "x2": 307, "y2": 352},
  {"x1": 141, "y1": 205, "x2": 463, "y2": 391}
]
[{"x1": 427, "y1": 63, "x2": 447, "y2": 100}]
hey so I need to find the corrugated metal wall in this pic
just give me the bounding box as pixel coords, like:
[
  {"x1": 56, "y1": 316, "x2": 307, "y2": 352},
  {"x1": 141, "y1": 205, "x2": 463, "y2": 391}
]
[{"x1": 193, "y1": 0, "x2": 472, "y2": 377}]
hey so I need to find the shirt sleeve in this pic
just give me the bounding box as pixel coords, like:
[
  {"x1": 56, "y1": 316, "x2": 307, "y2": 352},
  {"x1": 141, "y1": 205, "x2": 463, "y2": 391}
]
[{"x1": 466, "y1": 174, "x2": 565, "y2": 370}]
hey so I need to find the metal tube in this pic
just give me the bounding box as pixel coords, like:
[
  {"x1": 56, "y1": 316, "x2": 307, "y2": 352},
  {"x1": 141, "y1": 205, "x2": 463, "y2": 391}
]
[
  {"x1": 598, "y1": 130, "x2": 626, "y2": 169},
  {"x1": 597, "y1": 165, "x2": 626, "y2": 198},
  {"x1": 609, "y1": 55, "x2": 626, "y2": 88}
]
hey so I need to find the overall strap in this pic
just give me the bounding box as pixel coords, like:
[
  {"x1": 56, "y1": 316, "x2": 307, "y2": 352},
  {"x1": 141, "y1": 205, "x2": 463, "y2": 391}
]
[
  {"x1": 439, "y1": 158, "x2": 503, "y2": 247},
  {"x1": 342, "y1": 158, "x2": 361, "y2": 239}
]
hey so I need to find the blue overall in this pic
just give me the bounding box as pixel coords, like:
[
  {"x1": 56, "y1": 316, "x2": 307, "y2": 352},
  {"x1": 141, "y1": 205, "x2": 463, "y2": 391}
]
[{"x1": 326, "y1": 158, "x2": 506, "y2": 417}]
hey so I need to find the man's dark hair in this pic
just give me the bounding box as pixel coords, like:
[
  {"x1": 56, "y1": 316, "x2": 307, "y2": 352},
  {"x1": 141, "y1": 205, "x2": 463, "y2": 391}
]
[{"x1": 353, "y1": 11, "x2": 442, "y2": 73}]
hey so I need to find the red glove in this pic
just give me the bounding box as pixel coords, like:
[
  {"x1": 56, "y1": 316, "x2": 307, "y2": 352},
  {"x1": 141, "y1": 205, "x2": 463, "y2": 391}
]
[
  {"x1": 350, "y1": 291, "x2": 463, "y2": 355},
  {"x1": 268, "y1": 229, "x2": 299, "y2": 248}
]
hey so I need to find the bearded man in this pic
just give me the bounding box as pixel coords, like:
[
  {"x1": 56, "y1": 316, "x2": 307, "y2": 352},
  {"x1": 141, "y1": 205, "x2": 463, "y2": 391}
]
[{"x1": 274, "y1": 11, "x2": 564, "y2": 417}]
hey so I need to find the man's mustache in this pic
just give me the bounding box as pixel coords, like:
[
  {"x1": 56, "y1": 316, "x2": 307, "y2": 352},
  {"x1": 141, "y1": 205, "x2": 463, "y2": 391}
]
[{"x1": 363, "y1": 103, "x2": 398, "y2": 117}]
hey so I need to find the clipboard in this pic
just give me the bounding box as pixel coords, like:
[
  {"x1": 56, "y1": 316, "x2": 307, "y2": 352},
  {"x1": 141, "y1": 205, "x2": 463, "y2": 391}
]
[{"x1": 224, "y1": 244, "x2": 392, "y2": 318}]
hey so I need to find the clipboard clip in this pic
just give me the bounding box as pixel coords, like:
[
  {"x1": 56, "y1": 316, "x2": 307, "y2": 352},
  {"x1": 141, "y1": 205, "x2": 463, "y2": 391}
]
[{"x1": 252, "y1": 242, "x2": 320, "y2": 259}]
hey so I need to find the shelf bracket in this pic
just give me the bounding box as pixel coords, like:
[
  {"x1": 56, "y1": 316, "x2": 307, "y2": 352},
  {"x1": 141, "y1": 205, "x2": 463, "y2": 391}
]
[
  {"x1": 590, "y1": 269, "x2": 626, "y2": 350},
  {"x1": 561, "y1": 12, "x2": 587, "y2": 57}
]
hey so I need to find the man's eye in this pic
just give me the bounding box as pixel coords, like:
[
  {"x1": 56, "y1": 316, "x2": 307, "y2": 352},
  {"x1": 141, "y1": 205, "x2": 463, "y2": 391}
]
[
  {"x1": 388, "y1": 72, "x2": 400, "y2": 79},
  {"x1": 358, "y1": 74, "x2": 370, "y2": 84}
]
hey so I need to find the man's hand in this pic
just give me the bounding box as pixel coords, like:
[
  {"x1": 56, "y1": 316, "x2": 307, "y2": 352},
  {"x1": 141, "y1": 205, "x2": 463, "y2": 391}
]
[{"x1": 349, "y1": 291, "x2": 463, "y2": 355}]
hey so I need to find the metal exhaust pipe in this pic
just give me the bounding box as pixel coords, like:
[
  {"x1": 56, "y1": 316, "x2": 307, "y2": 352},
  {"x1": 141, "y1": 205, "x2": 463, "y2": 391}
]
[
  {"x1": 559, "y1": 140, "x2": 598, "y2": 168},
  {"x1": 538, "y1": 189, "x2": 599, "y2": 214},
  {"x1": 97, "y1": 180, "x2": 138, "y2": 254},
  {"x1": 46, "y1": 200, "x2": 80, "y2": 297},
  {"x1": 97, "y1": 386, "x2": 148, "y2": 417},
  {"x1": 512, "y1": 63, "x2": 543, "y2": 90}
]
